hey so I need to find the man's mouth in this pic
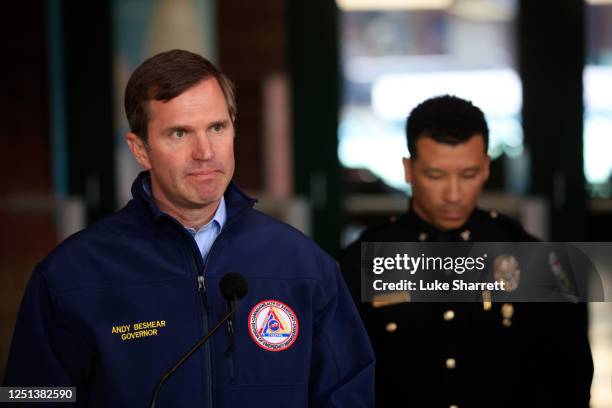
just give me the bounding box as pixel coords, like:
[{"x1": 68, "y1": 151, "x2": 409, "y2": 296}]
[
  {"x1": 440, "y1": 210, "x2": 465, "y2": 220},
  {"x1": 186, "y1": 170, "x2": 222, "y2": 181},
  {"x1": 188, "y1": 170, "x2": 220, "y2": 177}
]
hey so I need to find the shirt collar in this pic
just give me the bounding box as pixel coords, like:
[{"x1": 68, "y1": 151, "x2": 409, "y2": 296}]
[
  {"x1": 132, "y1": 170, "x2": 256, "y2": 225},
  {"x1": 142, "y1": 176, "x2": 227, "y2": 232},
  {"x1": 190, "y1": 196, "x2": 227, "y2": 233}
]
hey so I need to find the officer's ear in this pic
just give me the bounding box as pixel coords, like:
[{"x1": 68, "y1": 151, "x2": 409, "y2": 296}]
[
  {"x1": 125, "y1": 132, "x2": 152, "y2": 170},
  {"x1": 402, "y1": 157, "x2": 413, "y2": 184},
  {"x1": 483, "y1": 155, "x2": 491, "y2": 181}
]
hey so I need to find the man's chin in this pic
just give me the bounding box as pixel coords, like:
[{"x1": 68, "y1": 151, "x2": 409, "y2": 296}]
[
  {"x1": 187, "y1": 180, "x2": 227, "y2": 200},
  {"x1": 191, "y1": 192, "x2": 223, "y2": 206},
  {"x1": 435, "y1": 216, "x2": 468, "y2": 231},
  {"x1": 197, "y1": 185, "x2": 231, "y2": 204}
]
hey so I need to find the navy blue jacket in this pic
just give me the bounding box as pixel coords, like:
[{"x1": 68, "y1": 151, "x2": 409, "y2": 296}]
[{"x1": 4, "y1": 172, "x2": 375, "y2": 407}]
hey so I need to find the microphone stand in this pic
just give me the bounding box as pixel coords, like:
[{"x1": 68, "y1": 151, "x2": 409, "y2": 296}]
[{"x1": 150, "y1": 299, "x2": 238, "y2": 408}]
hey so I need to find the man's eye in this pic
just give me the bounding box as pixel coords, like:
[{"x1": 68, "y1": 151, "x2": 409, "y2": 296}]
[
  {"x1": 426, "y1": 173, "x2": 443, "y2": 180},
  {"x1": 211, "y1": 124, "x2": 224, "y2": 133},
  {"x1": 173, "y1": 130, "x2": 186, "y2": 138},
  {"x1": 462, "y1": 172, "x2": 478, "y2": 179}
]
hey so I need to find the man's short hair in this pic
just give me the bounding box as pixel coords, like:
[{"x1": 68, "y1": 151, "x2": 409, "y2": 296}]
[
  {"x1": 124, "y1": 49, "x2": 236, "y2": 143},
  {"x1": 406, "y1": 95, "x2": 489, "y2": 158}
]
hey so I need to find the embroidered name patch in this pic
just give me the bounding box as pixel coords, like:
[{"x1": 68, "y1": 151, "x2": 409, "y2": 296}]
[
  {"x1": 248, "y1": 300, "x2": 299, "y2": 352},
  {"x1": 111, "y1": 320, "x2": 166, "y2": 341}
]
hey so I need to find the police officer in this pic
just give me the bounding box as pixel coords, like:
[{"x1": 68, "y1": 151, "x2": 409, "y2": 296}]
[{"x1": 339, "y1": 95, "x2": 593, "y2": 407}]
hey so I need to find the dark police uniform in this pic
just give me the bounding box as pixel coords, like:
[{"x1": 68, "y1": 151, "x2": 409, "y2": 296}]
[{"x1": 339, "y1": 207, "x2": 593, "y2": 408}]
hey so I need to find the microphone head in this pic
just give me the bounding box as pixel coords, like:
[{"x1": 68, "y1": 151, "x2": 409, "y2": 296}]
[{"x1": 220, "y1": 272, "x2": 248, "y2": 301}]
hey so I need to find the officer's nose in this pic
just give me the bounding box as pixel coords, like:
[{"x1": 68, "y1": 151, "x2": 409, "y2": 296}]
[
  {"x1": 443, "y1": 177, "x2": 462, "y2": 204},
  {"x1": 192, "y1": 134, "x2": 214, "y2": 161}
]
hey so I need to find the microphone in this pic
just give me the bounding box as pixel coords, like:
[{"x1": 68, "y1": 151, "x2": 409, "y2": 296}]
[
  {"x1": 150, "y1": 273, "x2": 248, "y2": 408},
  {"x1": 220, "y1": 273, "x2": 248, "y2": 355},
  {"x1": 220, "y1": 272, "x2": 248, "y2": 307}
]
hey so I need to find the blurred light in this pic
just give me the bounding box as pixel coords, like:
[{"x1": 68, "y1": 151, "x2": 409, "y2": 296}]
[
  {"x1": 586, "y1": 0, "x2": 612, "y2": 5},
  {"x1": 450, "y1": 0, "x2": 515, "y2": 22},
  {"x1": 338, "y1": 109, "x2": 408, "y2": 191},
  {"x1": 584, "y1": 118, "x2": 612, "y2": 183},
  {"x1": 584, "y1": 66, "x2": 612, "y2": 113},
  {"x1": 584, "y1": 66, "x2": 612, "y2": 184},
  {"x1": 336, "y1": 0, "x2": 453, "y2": 11},
  {"x1": 371, "y1": 69, "x2": 522, "y2": 120}
]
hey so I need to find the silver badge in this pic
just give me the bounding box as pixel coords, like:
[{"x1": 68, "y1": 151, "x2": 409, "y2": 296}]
[
  {"x1": 493, "y1": 254, "x2": 521, "y2": 292},
  {"x1": 548, "y1": 251, "x2": 572, "y2": 292}
]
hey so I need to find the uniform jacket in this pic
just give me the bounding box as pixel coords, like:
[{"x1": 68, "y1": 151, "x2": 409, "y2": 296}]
[
  {"x1": 339, "y1": 208, "x2": 593, "y2": 408},
  {"x1": 4, "y1": 172, "x2": 375, "y2": 407}
]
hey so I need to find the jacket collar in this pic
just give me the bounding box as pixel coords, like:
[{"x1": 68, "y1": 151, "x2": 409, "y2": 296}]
[
  {"x1": 404, "y1": 201, "x2": 477, "y2": 242},
  {"x1": 131, "y1": 171, "x2": 257, "y2": 225}
]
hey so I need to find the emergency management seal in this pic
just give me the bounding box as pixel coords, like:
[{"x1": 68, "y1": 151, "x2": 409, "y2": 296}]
[{"x1": 249, "y1": 299, "x2": 299, "y2": 352}]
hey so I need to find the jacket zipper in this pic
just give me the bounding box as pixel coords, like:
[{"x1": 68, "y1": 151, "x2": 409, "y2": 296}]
[
  {"x1": 170, "y1": 224, "x2": 214, "y2": 408},
  {"x1": 197, "y1": 275, "x2": 208, "y2": 310},
  {"x1": 189, "y1": 251, "x2": 213, "y2": 408},
  {"x1": 226, "y1": 319, "x2": 236, "y2": 384},
  {"x1": 170, "y1": 205, "x2": 248, "y2": 406},
  {"x1": 199, "y1": 213, "x2": 245, "y2": 388}
]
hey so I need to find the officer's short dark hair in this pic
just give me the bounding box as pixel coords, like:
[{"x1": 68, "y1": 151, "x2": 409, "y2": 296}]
[
  {"x1": 406, "y1": 95, "x2": 489, "y2": 158},
  {"x1": 125, "y1": 49, "x2": 236, "y2": 144}
]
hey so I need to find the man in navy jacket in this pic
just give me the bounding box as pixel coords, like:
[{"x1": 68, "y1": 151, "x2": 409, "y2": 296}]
[{"x1": 4, "y1": 49, "x2": 374, "y2": 407}]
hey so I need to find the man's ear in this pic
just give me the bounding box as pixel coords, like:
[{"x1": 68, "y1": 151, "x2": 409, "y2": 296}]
[
  {"x1": 402, "y1": 157, "x2": 413, "y2": 184},
  {"x1": 125, "y1": 132, "x2": 152, "y2": 170},
  {"x1": 483, "y1": 155, "x2": 491, "y2": 181}
]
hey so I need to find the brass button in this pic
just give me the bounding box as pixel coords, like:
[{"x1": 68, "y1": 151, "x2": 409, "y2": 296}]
[
  {"x1": 389, "y1": 215, "x2": 397, "y2": 223},
  {"x1": 385, "y1": 322, "x2": 398, "y2": 333},
  {"x1": 482, "y1": 290, "x2": 492, "y2": 311},
  {"x1": 450, "y1": 405, "x2": 459, "y2": 408},
  {"x1": 490, "y1": 210, "x2": 498, "y2": 219},
  {"x1": 501, "y1": 303, "x2": 514, "y2": 319},
  {"x1": 443, "y1": 310, "x2": 455, "y2": 321},
  {"x1": 445, "y1": 358, "x2": 456, "y2": 369},
  {"x1": 460, "y1": 230, "x2": 471, "y2": 241},
  {"x1": 418, "y1": 232, "x2": 428, "y2": 241},
  {"x1": 503, "y1": 318, "x2": 512, "y2": 328}
]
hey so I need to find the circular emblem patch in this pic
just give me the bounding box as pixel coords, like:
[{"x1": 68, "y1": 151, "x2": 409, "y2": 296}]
[{"x1": 248, "y1": 299, "x2": 299, "y2": 352}]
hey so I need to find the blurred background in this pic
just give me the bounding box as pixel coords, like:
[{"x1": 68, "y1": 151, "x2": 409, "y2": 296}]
[{"x1": 0, "y1": 0, "x2": 610, "y2": 405}]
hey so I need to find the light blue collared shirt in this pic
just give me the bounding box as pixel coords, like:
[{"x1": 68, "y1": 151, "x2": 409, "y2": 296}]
[
  {"x1": 143, "y1": 178, "x2": 226, "y2": 260},
  {"x1": 184, "y1": 197, "x2": 226, "y2": 260}
]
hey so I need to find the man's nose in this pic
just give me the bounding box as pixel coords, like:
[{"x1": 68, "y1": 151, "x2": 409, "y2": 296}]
[
  {"x1": 192, "y1": 134, "x2": 214, "y2": 161},
  {"x1": 443, "y1": 178, "x2": 462, "y2": 203}
]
